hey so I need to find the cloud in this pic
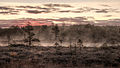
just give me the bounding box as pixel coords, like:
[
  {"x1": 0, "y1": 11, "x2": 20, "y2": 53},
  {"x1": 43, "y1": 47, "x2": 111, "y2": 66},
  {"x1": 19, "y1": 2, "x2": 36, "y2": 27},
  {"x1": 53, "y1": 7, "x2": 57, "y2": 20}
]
[
  {"x1": 100, "y1": 4, "x2": 111, "y2": 7},
  {"x1": 0, "y1": 11, "x2": 10, "y2": 14},
  {"x1": 0, "y1": 10, "x2": 18, "y2": 15},
  {"x1": 16, "y1": 5, "x2": 60, "y2": 14},
  {"x1": 26, "y1": 10, "x2": 50, "y2": 14},
  {"x1": 94, "y1": 19, "x2": 120, "y2": 26},
  {"x1": 0, "y1": 17, "x2": 94, "y2": 27},
  {"x1": 50, "y1": 17, "x2": 94, "y2": 24},
  {"x1": 1, "y1": 17, "x2": 120, "y2": 28},
  {"x1": 95, "y1": 9, "x2": 109, "y2": 13},
  {"x1": 0, "y1": 6, "x2": 13, "y2": 10},
  {"x1": 0, "y1": 11, "x2": 18, "y2": 15},
  {"x1": 75, "y1": 7, "x2": 119, "y2": 13},
  {"x1": 71, "y1": 10, "x2": 84, "y2": 13},
  {"x1": 59, "y1": 10, "x2": 71, "y2": 13},
  {"x1": 44, "y1": 4, "x2": 73, "y2": 8},
  {"x1": 96, "y1": 19, "x2": 120, "y2": 23},
  {"x1": 95, "y1": 8, "x2": 119, "y2": 13},
  {"x1": 0, "y1": 18, "x2": 54, "y2": 28},
  {"x1": 0, "y1": 20, "x2": 25, "y2": 28},
  {"x1": 104, "y1": 15, "x2": 112, "y2": 17},
  {"x1": 58, "y1": 7, "x2": 99, "y2": 13},
  {"x1": 0, "y1": 6, "x2": 19, "y2": 15},
  {"x1": 16, "y1": 6, "x2": 40, "y2": 9},
  {"x1": 76, "y1": 7, "x2": 99, "y2": 12},
  {"x1": 94, "y1": 20, "x2": 120, "y2": 26},
  {"x1": 1, "y1": 4, "x2": 118, "y2": 15}
]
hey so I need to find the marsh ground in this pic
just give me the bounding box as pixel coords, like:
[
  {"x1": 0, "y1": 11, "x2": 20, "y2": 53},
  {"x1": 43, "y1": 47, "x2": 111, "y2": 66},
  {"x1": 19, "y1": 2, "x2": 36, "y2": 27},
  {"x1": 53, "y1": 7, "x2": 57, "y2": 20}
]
[{"x1": 0, "y1": 45, "x2": 120, "y2": 68}]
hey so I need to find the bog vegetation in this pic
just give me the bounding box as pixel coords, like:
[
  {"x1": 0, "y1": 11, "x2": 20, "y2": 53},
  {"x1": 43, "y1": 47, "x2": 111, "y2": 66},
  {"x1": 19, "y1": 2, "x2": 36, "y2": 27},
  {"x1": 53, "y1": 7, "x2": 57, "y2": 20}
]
[
  {"x1": 0, "y1": 23, "x2": 120, "y2": 68},
  {"x1": 0, "y1": 23, "x2": 120, "y2": 46}
]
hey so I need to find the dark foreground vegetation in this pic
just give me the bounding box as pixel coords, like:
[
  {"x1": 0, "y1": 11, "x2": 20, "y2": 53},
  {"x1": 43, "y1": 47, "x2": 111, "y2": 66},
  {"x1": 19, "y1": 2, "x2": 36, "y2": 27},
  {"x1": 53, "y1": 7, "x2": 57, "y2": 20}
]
[
  {"x1": 0, "y1": 45, "x2": 120, "y2": 68},
  {"x1": 0, "y1": 23, "x2": 120, "y2": 68}
]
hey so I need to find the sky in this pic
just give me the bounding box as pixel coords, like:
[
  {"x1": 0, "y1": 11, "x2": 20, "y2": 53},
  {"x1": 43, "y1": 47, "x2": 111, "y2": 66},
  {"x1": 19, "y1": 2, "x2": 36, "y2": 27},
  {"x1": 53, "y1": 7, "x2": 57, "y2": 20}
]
[
  {"x1": 0, "y1": 0, "x2": 120, "y2": 3},
  {"x1": 0, "y1": 0, "x2": 120, "y2": 27}
]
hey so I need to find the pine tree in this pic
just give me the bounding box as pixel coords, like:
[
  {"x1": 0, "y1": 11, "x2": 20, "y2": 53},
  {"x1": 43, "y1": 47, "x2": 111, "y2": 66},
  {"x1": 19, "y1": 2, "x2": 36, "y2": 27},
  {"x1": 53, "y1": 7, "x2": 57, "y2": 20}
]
[
  {"x1": 52, "y1": 24, "x2": 60, "y2": 53},
  {"x1": 52, "y1": 24, "x2": 60, "y2": 41},
  {"x1": 24, "y1": 22, "x2": 40, "y2": 46}
]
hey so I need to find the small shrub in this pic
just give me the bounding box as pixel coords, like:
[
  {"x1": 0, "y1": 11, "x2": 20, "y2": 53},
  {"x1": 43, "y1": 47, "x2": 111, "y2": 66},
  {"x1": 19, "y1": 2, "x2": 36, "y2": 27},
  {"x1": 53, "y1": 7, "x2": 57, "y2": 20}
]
[{"x1": 9, "y1": 44, "x2": 26, "y2": 47}]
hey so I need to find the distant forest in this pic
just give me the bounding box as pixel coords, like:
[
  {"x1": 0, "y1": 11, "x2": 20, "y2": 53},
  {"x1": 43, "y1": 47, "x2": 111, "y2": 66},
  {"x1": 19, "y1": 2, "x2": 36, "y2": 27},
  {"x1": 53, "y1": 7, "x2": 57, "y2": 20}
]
[{"x1": 0, "y1": 24, "x2": 120, "y2": 46}]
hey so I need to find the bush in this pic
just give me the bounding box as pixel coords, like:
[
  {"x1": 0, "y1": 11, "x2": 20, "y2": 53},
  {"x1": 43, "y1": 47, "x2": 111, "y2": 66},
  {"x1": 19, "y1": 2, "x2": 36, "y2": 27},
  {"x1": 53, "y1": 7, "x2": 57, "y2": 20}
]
[{"x1": 9, "y1": 44, "x2": 26, "y2": 47}]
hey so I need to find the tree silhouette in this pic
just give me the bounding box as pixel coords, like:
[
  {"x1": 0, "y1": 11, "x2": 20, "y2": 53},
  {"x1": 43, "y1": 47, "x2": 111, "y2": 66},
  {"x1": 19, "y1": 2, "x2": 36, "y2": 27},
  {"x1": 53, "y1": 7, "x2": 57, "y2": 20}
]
[
  {"x1": 7, "y1": 34, "x2": 11, "y2": 45},
  {"x1": 77, "y1": 39, "x2": 83, "y2": 50},
  {"x1": 52, "y1": 24, "x2": 60, "y2": 41},
  {"x1": 69, "y1": 37, "x2": 73, "y2": 55},
  {"x1": 54, "y1": 42, "x2": 60, "y2": 53},
  {"x1": 24, "y1": 22, "x2": 40, "y2": 46},
  {"x1": 52, "y1": 24, "x2": 61, "y2": 53}
]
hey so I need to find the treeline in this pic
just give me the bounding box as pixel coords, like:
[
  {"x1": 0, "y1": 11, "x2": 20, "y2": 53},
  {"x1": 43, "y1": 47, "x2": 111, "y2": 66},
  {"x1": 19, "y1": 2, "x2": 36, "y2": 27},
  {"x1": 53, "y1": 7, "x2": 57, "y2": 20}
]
[{"x1": 0, "y1": 24, "x2": 120, "y2": 46}]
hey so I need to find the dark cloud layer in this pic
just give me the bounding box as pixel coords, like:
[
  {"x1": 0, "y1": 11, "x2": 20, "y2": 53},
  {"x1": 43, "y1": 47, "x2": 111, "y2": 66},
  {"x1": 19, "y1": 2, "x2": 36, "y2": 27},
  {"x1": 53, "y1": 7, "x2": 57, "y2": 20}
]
[
  {"x1": 95, "y1": 8, "x2": 119, "y2": 13},
  {"x1": 59, "y1": 10, "x2": 71, "y2": 13},
  {"x1": 75, "y1": 7, "x2": 119, "y2": 13},
  {"x1": 0, "y1": 6, "x2": 19, "y2": 15},
  {"x1": 0, "y1": 11, "x2": 18, "y2": 15},
  {"x1": 95, "y1": 9, "x2": 109, "y2": 13},
  {"x1": 16, "y1": 6, "x2": 40, "y2": 9},
  {"x1": 0, "y1": 3, "x2": 119, "y2": 15},
  {"x1": 0, "y1": 6, "x2": 13, "y2": 10},
  {"x1": 44, "y1": 4, "x2": 73, "y2": 8},
  {"x1": 26, "y1": 10, "x2": 50, "y2": 14}
]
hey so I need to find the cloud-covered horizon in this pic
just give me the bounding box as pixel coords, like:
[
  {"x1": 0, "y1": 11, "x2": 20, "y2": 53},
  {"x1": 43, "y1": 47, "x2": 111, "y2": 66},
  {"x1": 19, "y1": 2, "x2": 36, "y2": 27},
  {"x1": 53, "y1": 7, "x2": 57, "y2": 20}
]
[{"x1": 0, "y1": 17, "x2": 120, "y2": 28}]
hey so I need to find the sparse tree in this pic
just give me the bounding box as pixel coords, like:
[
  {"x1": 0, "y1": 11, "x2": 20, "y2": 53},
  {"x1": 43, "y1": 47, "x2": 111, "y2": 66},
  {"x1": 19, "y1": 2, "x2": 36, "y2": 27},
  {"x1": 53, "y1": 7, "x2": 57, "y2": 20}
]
[
  {"x1": 77, "y1": 39, "x2": 83, "y2": 50},
  {"x1": 7, "y1": 34, "x2": 11, "y2": 45},
  {"x1": 52, "y1": 24, "x2": 61, "y2": 53},
  {"x1": 52, "y1": 24, "x2": 60, "y2": 41},
  {"x1": 74, "y1": 43, "x2": 77, "y2": 55},
  {"x1": 24, "y1": 22, "x2": 40, "y2": 46},
  {"x1": 54, "y1": 42, "x2": 60, "y2": 53},
  {"x1": 69, "y1": 37, "x2": 73, "y2": 55}
]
